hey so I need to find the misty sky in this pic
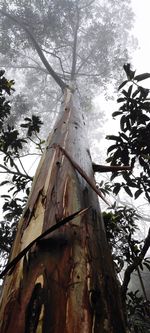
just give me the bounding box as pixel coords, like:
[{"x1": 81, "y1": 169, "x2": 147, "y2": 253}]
[
  {"x1": 92, "y1": 0, "x2": 150, "y2": 163},
  {"x1": 132, "y1": 0, "x2": 150, "y2": 73}
]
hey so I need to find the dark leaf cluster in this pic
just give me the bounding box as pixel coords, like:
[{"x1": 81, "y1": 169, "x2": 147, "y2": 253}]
[
  {"x1": 127, "y1": 291, "x2": 150, "y2": 332},
  {"x1": 21, "y1": 115, "x2": 43, "y2": 137},
  {"x1": 103, "y1": 204, "x2": 140, "y2": 272},
  {"x1": 0, "y1": 70, "x2": 43, "y2": 262},
  {"x1": 1, "y1": 195, "x2": 27, "y2": 226},
  {"x1": 106, "y1": 65, "x2": 150, "y2": 201},
  {"x1": 0, "y1": 125, "x2": 27, "y2": 153}
]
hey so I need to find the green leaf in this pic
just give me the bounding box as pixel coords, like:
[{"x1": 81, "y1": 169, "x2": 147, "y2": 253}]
[
  {"x1": 134, "y1": 189, "x2": 142, "y2": 199},
  {"x1": 117, "y1": 98, "x2": 126, "y2": 103},
  {"x1": 0, "y1": 70, "x2": 5, "y2": 77},
  {"x1": 10, "y1": 159, "x2": 14, "y2": 167},
  {"x1": 110, "y1": 172, "x2": 118, "y2": 181},
  {"x1": 124, "y1": 186, "x2": 133, "y2": 197},
  {"x1": 118, "y1": 80, "x2": 128, "y2": 91},
  {"x1": 112, "y1": 111, "x2": 122, "y2": 117},
  {"x1": 106, "y1": 156, "x2": 113, "y2": 163},
  {"x1": 122, "y1": 90, "x2": 129, "y2": 98},
  {"x1": 1, "y1": 195, "x2": 11, "y2": 199},
  {"x1": 120, "y1": 132, "x2": 128, "y2": 141},
  {"x1": 142, "y1": 102, "x2": 150, "y2": 111},
  {"x1": 128, "y1": 85, "x2": 133, "y2": 98},
  {"x1": 132, "y1": 89, "x2": 139, "y2": 98},
  {"x1": 139, "y1": 114, "x2": 150, "y2": 123},
  {"x1": 143, "y1": 262, "x2": 150, "y2": 270},
  {"x1": 20, "y1": 124, "x2": 29, "y2": 128},
  {"x1": 139, "y1": 262, "x2": 143, "y2": 270},
  {"x1": 107, "y1": 144, "x2": 117, "y2": 154},
  {"x1": 0, "y1": 181, "x2": 9, "y2": 186},
  {"x1": 106, "y1": 135, "x2": 121, "y2": 141},
  {"x1": 123, "y1": 64, "x2": 135, "y2": 80},
  {"x1": 134, "y1": 73, "x2": 150, "y2": 82},
  {"x1": 113, "y1": 183, "x2": 121, "y2": 195},
  {"x1": 120, "y1": 115, "x2": 126, "y2": 132},
  {"x1": 24, "y1": 117, "x2": 31, "y2": 121}
]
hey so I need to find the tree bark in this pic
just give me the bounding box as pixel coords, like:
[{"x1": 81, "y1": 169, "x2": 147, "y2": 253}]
[{"x1": 0, "y1": 88, "x2": 126, "y2": 332}]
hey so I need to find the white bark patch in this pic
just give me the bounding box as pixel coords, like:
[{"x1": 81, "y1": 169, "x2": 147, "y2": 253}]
[{"x1": 21, "y1": 197, "x2": 44, "y2": 250}]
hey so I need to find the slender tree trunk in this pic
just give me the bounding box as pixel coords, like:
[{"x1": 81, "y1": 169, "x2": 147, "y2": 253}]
[{"x1": 0, "y1": 88, "x2": 126, "y2": 333}]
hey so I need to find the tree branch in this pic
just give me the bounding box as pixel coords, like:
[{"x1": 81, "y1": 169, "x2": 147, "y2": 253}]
[
  {"x1": 0, "y1": 9, "x2": 68, "y2": 90},
  {"x1": 3, "y1": 64, "x2": 49, "y2": 74},
  {"x1": 0, "y1": 164, "x2": 33, "y2": 181},
  {"x1": 17, "y1": 157, "x2": 31, "y2": 178},
  {"x1": 76, "y1": 47, "x2": 94, "y2": 74},
  {"x1": 79, "y1": 0, "x2": 96, "y2": 10},
  {"x1": 71, "y1": 6, "x2": 80, "y2": 80},
  {"x1": 41, "y1": 48, "x2": 66, "y2": 80},
  {"x1": 121, "y1": 228, "x2": 150, "y2": 301},
  {"x1": 93, "y1": 164, "x2": 132, "y2": 173}
]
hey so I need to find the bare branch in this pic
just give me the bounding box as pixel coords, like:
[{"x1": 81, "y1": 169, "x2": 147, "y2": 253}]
[
  {"x1": 71, "y1": 5, "x2": 80, "y2": 80},
  {"x1": 76, "y1": 48, "x2": 94, "y2": 74},
  {"x1": 0, "y1": 9, "x2": 68, "y2": 90},
  {"x1": 79, "y1": 0, "x2": 96, "y2": 10},
  {"x1": 3, "y1": 64, "x2": 48, "y2": 74},
  {"x1": 121, "y1": 228, "x2": 150, "y2": 301},
  {"x1": 41, "y1": 48, "x2": 66, "y2": 80},
  {"x1": 93, "y1": 164, "x2": 132, "y2": 173},
  {"x1": 17, "y1": 157, "x2": 31, "y2": 178},
  {"x1": 0, "y1": 164, "x2": 33, "y2": 181}
]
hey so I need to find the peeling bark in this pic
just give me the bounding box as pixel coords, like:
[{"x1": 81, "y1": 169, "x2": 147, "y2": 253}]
[{"x1": 0, "y1": 88, "x2": 126, "y2": 332}]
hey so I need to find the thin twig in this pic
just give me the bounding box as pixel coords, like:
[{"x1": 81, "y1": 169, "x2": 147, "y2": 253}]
[
  {"x1": 17, "y1": 157, "x2": 31, "y2": 178},
  {"x1": 41, "y1": 48, "x2": 66, "y2": 80},
  {"x1": 137, "y1": 267, "x2": 148, "y2": 301},
  {"x1": 0, "y1": 164, "x2": 32, "y2": 181}
]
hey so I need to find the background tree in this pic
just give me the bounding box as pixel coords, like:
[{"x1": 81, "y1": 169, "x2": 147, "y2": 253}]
[{"x1": 0, "y1": 1, "x2": 135, "y2": 331}]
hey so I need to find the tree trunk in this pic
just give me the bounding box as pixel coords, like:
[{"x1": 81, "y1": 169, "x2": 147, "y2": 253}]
[{"x1": 0, "y1": 88, "x2": 126, "y2": 332}]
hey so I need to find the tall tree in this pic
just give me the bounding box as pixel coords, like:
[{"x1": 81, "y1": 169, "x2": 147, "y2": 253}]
[{"x1": 0, "y1": 1, "x2": 134, "y2": 332}]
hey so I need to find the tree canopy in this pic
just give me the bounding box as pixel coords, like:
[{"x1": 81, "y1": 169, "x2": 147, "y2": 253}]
[{"x1": 0, "y1": 0, "x2": 134, "y2": 124}]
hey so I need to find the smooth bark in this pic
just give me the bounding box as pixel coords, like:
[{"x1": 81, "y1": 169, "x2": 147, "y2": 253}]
[{"x1": 0, "y1": 88, "x2": 126, "y2": 332}]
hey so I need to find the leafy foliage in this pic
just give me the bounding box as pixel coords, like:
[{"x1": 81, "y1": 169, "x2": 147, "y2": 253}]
[
  {"x1": 104, "y1": 65, "x2": 150, "y2": 332},
  {"x1": 20, "y1": 115, "x2": 43, "y2": 137},
  {"x1": 0, "y1": 70, "x2": 44, "y2": 264},
  {"x1": 103, "y1": 202, "x2": 150, "y2": 332},
  {"x1": 127, "y1": 291, "x2": 150, "y2": 332},
  {"x1": 106, "y1": 64, "x2": 150, "y2": 201},
  {"x1": 103, "y1": 204, "x2": 140, "y2": 272}
]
